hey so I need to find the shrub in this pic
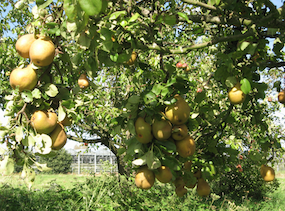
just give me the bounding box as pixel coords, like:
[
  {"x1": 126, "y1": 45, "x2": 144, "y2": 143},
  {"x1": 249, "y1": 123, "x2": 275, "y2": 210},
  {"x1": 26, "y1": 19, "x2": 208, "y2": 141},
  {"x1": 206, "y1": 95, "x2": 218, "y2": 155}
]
[
  {"x1": 211, "y1": 154, "x2": 280, "y2": 201},
  {"x1": 39, "y1": 149, "x2": 72, "y2": 174}
]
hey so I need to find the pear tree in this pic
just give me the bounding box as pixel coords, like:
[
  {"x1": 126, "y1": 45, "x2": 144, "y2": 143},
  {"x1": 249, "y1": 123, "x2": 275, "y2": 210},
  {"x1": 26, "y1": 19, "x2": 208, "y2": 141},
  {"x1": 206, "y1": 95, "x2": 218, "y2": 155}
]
[{"x1": 0, "y1": 0, "x2": 284, "y2": 195}]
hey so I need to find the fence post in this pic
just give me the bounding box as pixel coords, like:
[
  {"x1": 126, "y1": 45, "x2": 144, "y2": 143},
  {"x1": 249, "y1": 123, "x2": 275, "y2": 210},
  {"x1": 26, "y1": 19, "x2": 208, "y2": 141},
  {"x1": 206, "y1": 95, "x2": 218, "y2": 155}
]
[
  {"x1": 94, "y1": 153, "x2": 97, "y2": 173},
  {"x1": 78, "y1": 153, "x2": 80, "y2": 174}
]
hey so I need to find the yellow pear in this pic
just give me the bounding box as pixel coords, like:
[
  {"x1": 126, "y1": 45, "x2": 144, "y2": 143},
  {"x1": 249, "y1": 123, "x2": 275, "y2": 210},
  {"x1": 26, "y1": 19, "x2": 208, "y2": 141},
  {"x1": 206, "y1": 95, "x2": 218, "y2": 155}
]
[
  {"x1": 172, "y1": 124, "x2": 188, "y2": 141},
  {"x1": 152, "y1": 118, "x2": 172, "y2": 141},
  {"x1": 50, "y1": 123, "x2": 67, "y2": 150},
  {"x1": 126, "y1": 51, "x2": 137, "y2": 65},
  {"x1": 15, "y1": 34, "x2": 36, "y2": 58},
  {"x1": 278, "y1": 90, "x2": 285, "y2": 104},
  {"x1": 165, "y1": 94, "x2": 190, "y2": 125},
  {"x1": 155, "y1": 165, "x2": 173, "y2": 183},
  {"x1": 197, "y1": 178, "x2": 210, "y2": 197},
  {"x1": 78, "y1": 74, "x2": 89, "y2": 89},
  {"x1": 29, "y1": 36, "x2": 55, "y2": 66},
  {"x1": 31, "y1": 110, "x2": 58, "y2": 134},
  {"x1": 261, "y1": 165, "x2": 275, "y2": 182},
  {"x1": 9, "y1": 65, "x2": 37, "y2": 92},
  {"x1": 135, "y1": 117, "x2": 153, "y2": 144},
  {"x1": 176, "y1": 135, "x2": 195, "y2": 158},
  {"x1": 135, "y1": 166, "x2": 155, "y2": 190},
  {"x1": 228, "y1": 83, "x2": 246, "y2": 104}
]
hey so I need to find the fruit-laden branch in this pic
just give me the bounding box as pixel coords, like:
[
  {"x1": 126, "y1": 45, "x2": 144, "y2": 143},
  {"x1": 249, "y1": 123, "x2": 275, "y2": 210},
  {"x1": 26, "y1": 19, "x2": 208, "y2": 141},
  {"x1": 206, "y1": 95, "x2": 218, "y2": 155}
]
[{"x1": 137, "y1": 30, "x2": 255, "y2": 54}]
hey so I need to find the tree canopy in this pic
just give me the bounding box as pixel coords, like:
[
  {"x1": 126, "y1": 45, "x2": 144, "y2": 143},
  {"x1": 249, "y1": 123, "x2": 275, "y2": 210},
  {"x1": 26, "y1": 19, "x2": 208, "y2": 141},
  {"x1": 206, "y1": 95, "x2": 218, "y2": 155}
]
[{"x1": 0, "y1": 0, "x2": 284, "y2": 191}]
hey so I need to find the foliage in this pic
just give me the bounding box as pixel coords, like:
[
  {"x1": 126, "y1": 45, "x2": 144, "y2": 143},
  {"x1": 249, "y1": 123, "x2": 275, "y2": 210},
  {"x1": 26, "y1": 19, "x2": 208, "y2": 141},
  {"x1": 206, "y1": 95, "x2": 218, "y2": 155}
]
[
  {"x1": 38, "y1": 149, "x2": 72, "y2": 174},
  {"x1": 0, "y1": 0, "x2": 284, "y2": 195},
  {"x1": 212, "y1": 151, "x2": 280, "y2": 201},
  {"x1": 0, "y1": 174, "x2": 284, "y2": 211}
]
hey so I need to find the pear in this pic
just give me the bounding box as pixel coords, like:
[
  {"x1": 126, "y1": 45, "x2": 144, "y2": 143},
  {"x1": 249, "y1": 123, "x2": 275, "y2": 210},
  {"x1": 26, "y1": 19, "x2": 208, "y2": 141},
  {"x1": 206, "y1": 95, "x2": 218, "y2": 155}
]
[
  {"x1": 50, "y1": 123, "x2": 67, "y2": 150},
  {"x1": 165, "y1": 94, "x2": 190, "y2": 125},
  {"x1": 172, "y1": 124, "x2": 188, "y2": 141},
  {"x1": 9, "y1": 65, "x2": 37, "y2": 92},
  {"x1": 31, "y1": 110, "x2": 58, "y2": 134},
  {"x1": 260, "y1": 165, "x2": 275, "y2": 182},
  {"x1": 175, "y1": 185, "x2": 188, "y2": 197},
  {"x1": 135, "y1": 117, "x2": 153, "y2": 144},
  {"x1": 228, "y1": 83, "x2": 246, "y2": 104},
  {"x1": 155, "y1": 165, "x2": 173, "y2": 183},
  {"x1": 152, "y1": 118, "x2": 172, "y2": 141},
  {"x1": 135, "y1": 166, "x2": 155, "y2": 190},
  {"x1": 176, "y1": 135, "x2": 195, "y2": 158},
  {"x1": 197, "y1": 178, "x2": 210, "y2": 197},
  {"x1": 78, "y1": 73, "x2": 89, "y2": 89},
  {"x1": 15, "y1": 34, "x2": 36, "y2": 58}
]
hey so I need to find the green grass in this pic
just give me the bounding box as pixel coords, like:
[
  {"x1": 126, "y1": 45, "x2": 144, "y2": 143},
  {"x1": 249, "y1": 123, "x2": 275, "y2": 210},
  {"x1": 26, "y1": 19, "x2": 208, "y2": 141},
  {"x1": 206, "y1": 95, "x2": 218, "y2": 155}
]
[
  {"x1": 0, "y1": 173, "x2": 91, "y2": 190},
  {"x1": 0, "y1": 174, "x2": 284, "y2": 211}
]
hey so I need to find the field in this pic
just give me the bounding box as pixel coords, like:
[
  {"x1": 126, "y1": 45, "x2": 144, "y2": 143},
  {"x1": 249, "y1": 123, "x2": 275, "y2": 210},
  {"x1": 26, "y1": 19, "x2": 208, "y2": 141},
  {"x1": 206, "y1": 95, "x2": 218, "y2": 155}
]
[{"x1": 0, "y1": 172, "x2": 284, "y2": 211}]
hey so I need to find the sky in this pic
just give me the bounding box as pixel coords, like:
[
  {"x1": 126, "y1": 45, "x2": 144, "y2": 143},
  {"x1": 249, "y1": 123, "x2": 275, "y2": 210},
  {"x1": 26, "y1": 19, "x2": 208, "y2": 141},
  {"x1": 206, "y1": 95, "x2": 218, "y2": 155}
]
[{"x1": 1, "y1": 0, "x2": 285, "y2": 151}]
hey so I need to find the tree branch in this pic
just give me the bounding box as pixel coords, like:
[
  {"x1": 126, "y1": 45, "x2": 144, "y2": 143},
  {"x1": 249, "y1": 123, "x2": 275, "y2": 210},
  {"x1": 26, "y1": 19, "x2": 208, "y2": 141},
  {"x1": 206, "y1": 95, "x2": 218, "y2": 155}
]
[
  {"x1": 138, "y1": 30, "x2": 255, "y2": 54},
  {"x1": 66, "y1": 134, "x2": 102, "y2": 143},
  {"x1": 182, "y1": 0, "x2": 217, "y2": 11}
]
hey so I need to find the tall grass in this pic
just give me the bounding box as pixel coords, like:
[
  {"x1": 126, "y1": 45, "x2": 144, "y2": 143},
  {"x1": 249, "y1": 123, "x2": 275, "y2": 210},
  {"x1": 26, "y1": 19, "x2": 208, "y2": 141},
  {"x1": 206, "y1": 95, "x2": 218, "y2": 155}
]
[{"x1": 0, "y1": 174, "x2": 284, "y2": 210}]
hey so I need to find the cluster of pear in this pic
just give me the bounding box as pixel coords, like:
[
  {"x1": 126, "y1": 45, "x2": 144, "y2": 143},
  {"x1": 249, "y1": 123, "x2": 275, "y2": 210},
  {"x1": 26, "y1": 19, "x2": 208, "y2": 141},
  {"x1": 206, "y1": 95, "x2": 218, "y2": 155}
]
[
  {"x1": 30, "y1": 110, "x2": 70, "y2": 150},
  {"x1": 11, "y1": 34, "x2": 68, "y2": 150},
  {"x1": 134, "y1": 94, "x2": 210, "y2": 197},
  {"x1": 260, "y1": 164, "x2": 275, "y2": 182},
  {"x1": 11, "y1": 34, "x2": 55, "y2": 91},
  {"x1": 135, "y1": 94, "x2": 194, "y2": 157}
]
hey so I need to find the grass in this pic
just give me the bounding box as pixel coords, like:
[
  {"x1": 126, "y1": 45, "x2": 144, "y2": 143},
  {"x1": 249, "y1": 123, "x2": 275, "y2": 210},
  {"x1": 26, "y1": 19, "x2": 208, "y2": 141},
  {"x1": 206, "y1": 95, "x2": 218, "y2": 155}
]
[
  {"x1": 0, "y1": 173, "x2": 92, "y2": 190},
  {"x1": 0, "y1": 172, "x2": 284, "y2": 210}
]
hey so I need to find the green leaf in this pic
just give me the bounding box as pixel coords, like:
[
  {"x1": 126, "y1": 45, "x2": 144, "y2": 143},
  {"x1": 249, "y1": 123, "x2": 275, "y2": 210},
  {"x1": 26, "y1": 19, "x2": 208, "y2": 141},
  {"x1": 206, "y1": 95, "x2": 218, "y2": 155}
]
[
  {"x1": 128, "y1": 95, "x2": 140, "y2": 104},
  {"x1": 0, "y1": 156, "x2": 15, "y2": 175},
  {"x1": 225, "y1": 76, "x2": 237, "y2": 88},
  {"x1": 127, "y1": 120, "x2": 136, "y2": 135},
  {"x1": 34, "y1": 162, "x2": 52, "y2": 172},
  {"x1": 109, "y1": 11, "x2": 127, "y2": 20},
  {"x1": 45, "y1": 84, "x2": 58, "y2": 97},
  {"x1": 78, "y1": 32, "x2": 91, "y2": 49},
  {"x1": 177, "y1": 12, "x2": 191, "y2": 23},
  {"x1": 58, "y1": 104, "x2": 66, "y2": 122},
  {"x1": 21, "y1": 91, "x2": 33, "y2": 103},
  {"x1": 146, "y1": 151, "x2": 161, "y2": 170},
  {"x1": 37, "y1": 0, "x2": 53, "y2": 9},
  {"x1": 32, "y1": 88, "x2": 41, "y2": 99},
  {"x1": 156, "y1": 140, "x2": 176, "y2": 152},
  {"x1": 163, "y1": 14, "x2": 177, "y2": 26},
  {"x1": 78, "y1": 0, "x2": 102, "y2": 16},
  {"x1": 34, "y1": 134, "x2": 52, "y2": 155},
  {"x1": 132, "y1": 153, "x2": 147, "y2": 166},
  {"x1": 240, "y1": 78, "x2": 251, "y2": 94},
  {"x1": 64, "y1": 0, "x2": 76, "y2": 21},
  {"x1": 129, "y1": 13, "x2": 140, "y2": 22},
  {"x1": 15, "y1": 126, "x2": 23, "y2": 142}
]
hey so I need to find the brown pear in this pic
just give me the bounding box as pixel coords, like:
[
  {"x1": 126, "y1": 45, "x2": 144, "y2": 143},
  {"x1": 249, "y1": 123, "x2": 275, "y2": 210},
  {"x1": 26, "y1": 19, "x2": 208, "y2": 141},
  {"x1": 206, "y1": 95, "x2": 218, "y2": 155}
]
[
  {"x1": 29, "y1": 36, "x2": 55, "y2": 66},
  {"x1": 165, "y1": 94, "x2": 190, "y2": 125},
  {"x1": 15, "y1": 34, "x2": 36, "y2": 58},
  {"x1": 9, "y1": 65, "x2": 37, "y2": 92},
  {"x1": 50, "y1": 123, "x2": 67, "y2": 150},
  {"x1": 135, "y1": 117, "x2": 153, "y2": 144},
  {"x1": 172, "y1": 124, "x2": 188, "y2": 141},
  {"x1": 135, "y1": 166, "x2": 155, "y2": 190},
  {"x1": 278, "y1": 90, "x2": 285, "y2": 104},
  {"x1": 155, "y1": 166, "x2": 173, "y2": 183},
  {"x1": 175, "y1": 185, "x2": 188, "y2": 197},
  {"x1": 176, "y1": 135, "x2": 195, "y2": 158},
  {"x1": 31, "y1": 110, "x2": 57, "y2": 134},
  {"x1": 197, "y1": 178, "x2": 210, "y2": 197},
  {"x1": 152, "y1": 119, "x2": 172, "y2": 141},
  {"x1": 78, "y1": 74, "x2": 89, "y2": 89},
  {"x1": 184, "y1": 160, "x2": 192, "y2": 170}
]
